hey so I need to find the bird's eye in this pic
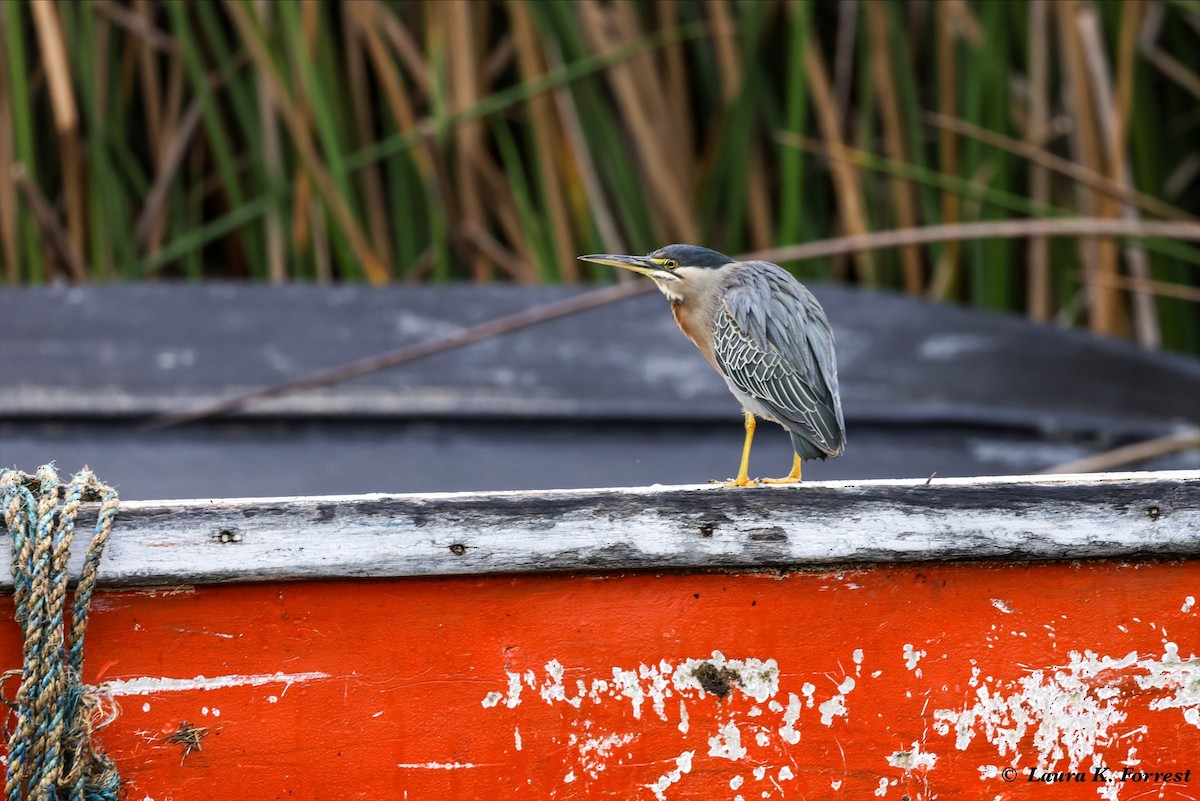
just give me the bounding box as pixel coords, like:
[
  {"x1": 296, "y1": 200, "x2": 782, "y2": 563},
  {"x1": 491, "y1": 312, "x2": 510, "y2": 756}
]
[{"x1": 664, "y1": 259, "x2": 678, "y2": 269}]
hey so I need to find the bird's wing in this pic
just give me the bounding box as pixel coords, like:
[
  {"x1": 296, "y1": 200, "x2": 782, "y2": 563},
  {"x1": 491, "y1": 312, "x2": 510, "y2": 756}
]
[{"x1": 713, "y1": 262, "x2": 846, "y2": 457}]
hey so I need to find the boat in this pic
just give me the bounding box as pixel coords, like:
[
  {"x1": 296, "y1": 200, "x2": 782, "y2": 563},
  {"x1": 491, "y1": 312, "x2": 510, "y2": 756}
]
[{"x1": 3, "y1": 469, "x2": 1197, "y2": 800}]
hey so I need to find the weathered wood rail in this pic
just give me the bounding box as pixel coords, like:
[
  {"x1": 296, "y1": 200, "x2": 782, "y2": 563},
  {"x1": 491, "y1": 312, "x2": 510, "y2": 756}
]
[{"x1": 5, "y1": 470, "x2": 1196, "y2": 589}]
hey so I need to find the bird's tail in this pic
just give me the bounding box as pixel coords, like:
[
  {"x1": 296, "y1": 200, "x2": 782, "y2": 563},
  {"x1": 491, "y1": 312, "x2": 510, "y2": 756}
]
[{"x1": 791, "y1": 431, "x2": 845, "y2": 461}]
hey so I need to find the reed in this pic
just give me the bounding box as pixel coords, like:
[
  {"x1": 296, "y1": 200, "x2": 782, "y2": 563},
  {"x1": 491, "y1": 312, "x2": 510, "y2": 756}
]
[{"x1": 2, "y1": 0, "x2": 1197, "y2": 354}]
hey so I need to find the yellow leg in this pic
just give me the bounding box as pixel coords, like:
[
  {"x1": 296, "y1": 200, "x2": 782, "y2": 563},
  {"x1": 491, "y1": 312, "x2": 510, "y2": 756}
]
[
  {"x1": 722, "y1": 411, "x2": 759, "y2": 487},
  {"x1": 762, "y1": 452, "x2": 803, "y2": 484}
]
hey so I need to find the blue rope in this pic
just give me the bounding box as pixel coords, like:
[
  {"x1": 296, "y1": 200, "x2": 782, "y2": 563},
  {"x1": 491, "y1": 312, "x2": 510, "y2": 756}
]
[{"x1": 2, "y1": 465, "x2": 120, "y2": 801}]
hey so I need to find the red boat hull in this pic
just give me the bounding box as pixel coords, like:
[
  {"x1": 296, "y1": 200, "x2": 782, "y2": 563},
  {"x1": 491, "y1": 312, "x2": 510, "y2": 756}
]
[{"x1": 4, "y1": 560, "x2": 1196, "y2": 800}]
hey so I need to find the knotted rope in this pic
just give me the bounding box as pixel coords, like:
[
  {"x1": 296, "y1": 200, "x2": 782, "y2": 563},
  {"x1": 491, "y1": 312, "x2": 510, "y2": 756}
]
[{"x1": 1, "y1": 465, "x2": 120, "y2": 801}]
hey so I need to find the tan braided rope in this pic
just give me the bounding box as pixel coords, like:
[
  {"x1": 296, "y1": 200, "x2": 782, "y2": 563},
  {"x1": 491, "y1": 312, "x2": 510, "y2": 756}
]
[{"x1": 2, "y1": 465, "x2": 121, "y2": 801}]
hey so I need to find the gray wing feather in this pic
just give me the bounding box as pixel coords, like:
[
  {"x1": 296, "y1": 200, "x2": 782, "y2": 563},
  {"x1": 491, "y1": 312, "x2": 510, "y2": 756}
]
[{"x1": 713, "y1": 262, "x2": 846, "y2": 458}]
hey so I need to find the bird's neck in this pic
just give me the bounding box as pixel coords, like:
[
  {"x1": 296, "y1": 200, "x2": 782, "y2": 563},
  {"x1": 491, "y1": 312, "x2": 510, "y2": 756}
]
[{"x1": 669, "y1": 294, "x2": 720, "y2": 370}]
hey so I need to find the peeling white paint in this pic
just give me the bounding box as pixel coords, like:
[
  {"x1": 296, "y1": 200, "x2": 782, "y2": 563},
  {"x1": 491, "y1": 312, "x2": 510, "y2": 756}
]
[
  {"x1": 579, "y1": 733, "x2": 635, "y2": 778},
  {"x1": 646, "y1": 751, "x2": 693, "y2": 801},
  {"x1": 903, "y1": 644, "x2": 926, "y2": 678},
  {"x1": 819, "y1": 676, "x2": 855, "y2": 726},
  {"x1": 514, "y1": 727, "x2": 522, "y2": 751},
  {"x1": 482, "y1": 652, "x2": 826, "y2": 789},
  {"x1": 542, "y1": 660, "x2": 580, "y2": 708},
  {"x1": 612, "y1": 668, "x2": 647, "y2": 718},
  {"x1": 819, "y1": 694, "x2": 848, "y2": 727},
  {"x1": 1183, "y1": 596, "x2": 1195, "y2": 613},
  {"x1": 831, "y1": 779, "x2": 842, "y2": 790},
  {"x1": 886, "y1": 742, "x2": 937, "y2": 771},
  {"x1": 563, "y1": 770, "x2": 576, "y2": 784},
  {"x1": 471, "y1": 642, "x2": 1200, "y2": 797},
  {"x1": 674, "y1": 652, "x2": 780, "y2": 702},
  {"x1": 934, "y1": 646, "x2": 1200, "y2": 773},
  {"x1": 779, "y1": 693, "x2": 801, "y2": 744},
  {"x1": 503, "y1": 672, "x2": 523, "y2": 708},
  {"x1": 708, "y1": 721, "x2": 748, "y2": 761},
  {"x1": 107, "y1": 670, "x2": 330, "y2": 696},
  {"x1": 990, "y1": 599, "x2": 1015, "y2": 614},
  {"x1": 1136, "y1": 643, "x2": 1200, "y2": 728}
]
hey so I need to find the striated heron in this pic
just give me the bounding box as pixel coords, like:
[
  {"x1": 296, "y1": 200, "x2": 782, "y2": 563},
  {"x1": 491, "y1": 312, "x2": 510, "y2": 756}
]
[{"x1": 579, "y1": 244, "x2": 846, "y2": 486}]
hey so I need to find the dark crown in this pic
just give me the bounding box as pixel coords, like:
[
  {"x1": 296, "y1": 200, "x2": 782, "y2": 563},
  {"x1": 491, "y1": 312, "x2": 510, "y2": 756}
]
[{"x1": 649, "y1": 244, "x2": 735, "y2": 269}]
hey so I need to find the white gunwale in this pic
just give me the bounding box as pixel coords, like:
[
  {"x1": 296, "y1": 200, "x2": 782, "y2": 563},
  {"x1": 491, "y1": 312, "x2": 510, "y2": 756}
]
[{"x1": 3, "y1": 470, "x2": 1197, "y2": 589}]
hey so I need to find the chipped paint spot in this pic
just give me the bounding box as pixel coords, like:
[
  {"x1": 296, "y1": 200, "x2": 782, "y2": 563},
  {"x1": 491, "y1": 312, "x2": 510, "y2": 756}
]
[
  {"x1": 514, "y1": 727, "x2": 522, "y2": 751},
  {"x1": 873, "y1": 776, "x2": 889, "y2": 796},
  {"x1": 779, "y1": 693, "x2": 801, "y2": 744},
  {"x1": 886, "y1": 742, "x2": 937, "y2": 771},
  {"x1": 1184, "y1": 596, "x2": 1196, "y2": 613},
  {"x1": 990, "y1": 599, "x2": 1014, "y2": 614},
  {"x1": 779, "y1": 766, "x2": 794, "y2": 780},
  {"x1": 502, "y1": 672, "x2": 522, "y2": 708},
  {"x1": 903, "y1": 644, "x2": 926, "y2": 677},
  {"x1": 677, "y1": 699, "x2": 689, "y2": 734},
  {"x1": 831, "y1": 779, "x2": 843, "y2": 790},
  {"x1": 818, "y1": 675, "x2": 856, "y2": 727},
  {"x1": 819, "y1": 695, "x2": 848, "y2": 726},
  {"x1": 708, "y1": 721, "x2": 747, "y2": 761},
  {"x1": 1136, "y1": 642, "x2": 1200, "y2": 728},
  {"x1": 730, "y1": 775, "x2": 744, "y2": 789},
  {"x1": 141, "y1": 702, "x2": 150, "y2": 713},
  {"x1": 563, "y1": 770, "x2": 576, "y2": 783},
  {"x1": 579, "y1": 733, "x2": 635, "y2": 778},
  {"x1": 675, "y1": 652, "x2": 779, "y2": 702},
  {"x1": 107, "y1": 670, "x2": 330, "y2": 696},
  {"x1": 396, "y1": 762, "x2": 482, "y2": 769},
  {"x1": 933, "y1": 646, "x2": 1200, "y2": 772},
  {"x1": 646, "y1": 751, "x2": 693, "y2": 801},
  {"x1": 541, "y1": 660, "x2": 580, "y2": 708}
]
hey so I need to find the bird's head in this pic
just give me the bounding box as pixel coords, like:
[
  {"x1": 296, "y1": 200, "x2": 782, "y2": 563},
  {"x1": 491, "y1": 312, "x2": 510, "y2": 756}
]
[{"x1": 578, "y1": 244, "x2": 735, "y2": 302}]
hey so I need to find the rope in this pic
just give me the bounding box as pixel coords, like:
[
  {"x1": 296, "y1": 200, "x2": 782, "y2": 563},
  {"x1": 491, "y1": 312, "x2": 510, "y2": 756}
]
[{"x1": 1, "y1": 465, "x2": 120, "y2": 801}]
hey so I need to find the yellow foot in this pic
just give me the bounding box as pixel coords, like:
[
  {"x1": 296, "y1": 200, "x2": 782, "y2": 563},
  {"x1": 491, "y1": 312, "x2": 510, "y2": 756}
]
[
  {"x1": 718, "y1": 476, "x2": 760, "y2": 488},
  {"x1": 761, "y1": 454, "x2": 803, "y2": 484}
]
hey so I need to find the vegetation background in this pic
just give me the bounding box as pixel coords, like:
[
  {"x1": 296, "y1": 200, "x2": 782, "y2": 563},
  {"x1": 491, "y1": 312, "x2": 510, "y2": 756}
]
[{"x1": 2, "y1": 0, "x2": 1198, "y2": 354}]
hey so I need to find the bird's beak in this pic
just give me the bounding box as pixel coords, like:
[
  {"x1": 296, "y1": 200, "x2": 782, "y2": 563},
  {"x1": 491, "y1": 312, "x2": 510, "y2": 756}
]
[{"x1": 578, "y1": 253, "x2": 668, "y2": 278}]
